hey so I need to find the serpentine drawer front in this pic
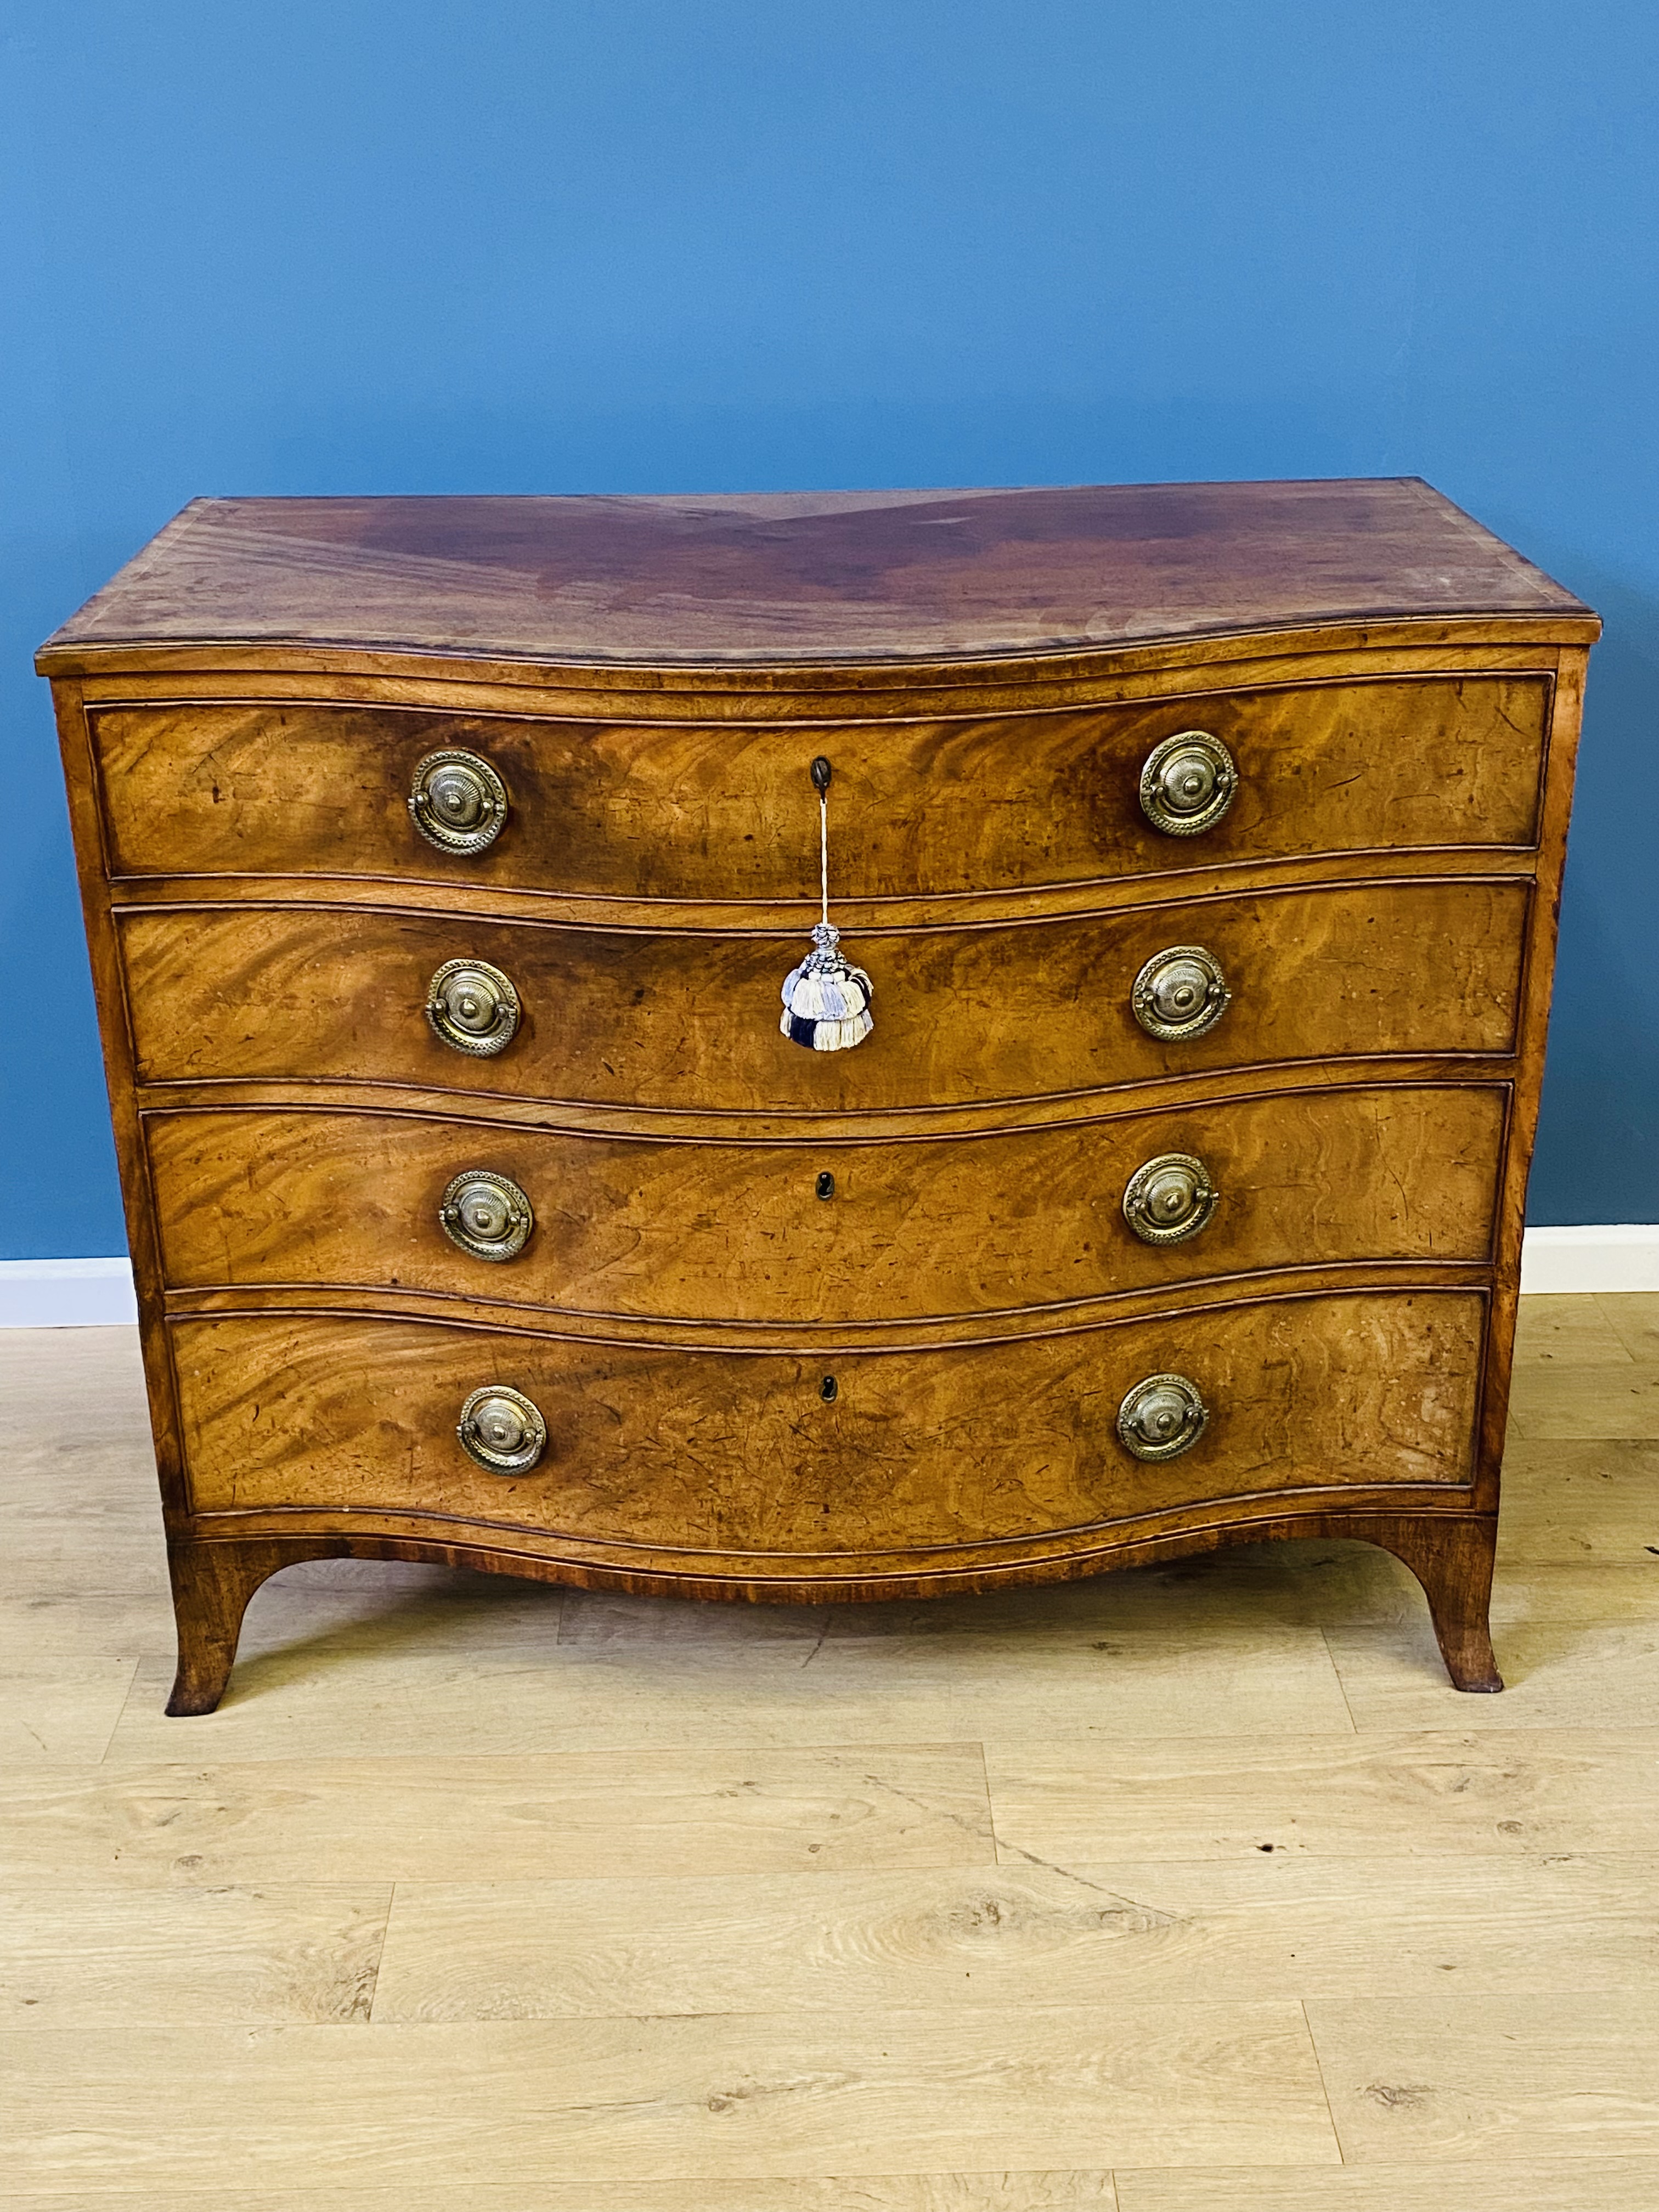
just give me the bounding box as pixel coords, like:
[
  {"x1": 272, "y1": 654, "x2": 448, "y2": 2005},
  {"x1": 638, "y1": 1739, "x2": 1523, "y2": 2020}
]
[
  {"x1": 171, "y1": 1292, "x2": 1485, "y2": 1568},
  {"x1": 40, "y1": 478, "x2": 1596, "y2": 1709},
  {"x1": 89, "y1": 672, "x2": 1549, "y2": 898},
  {"x1": 146, "y1": 1086, "x2": 1508, "y2": 1323},
  {"x1": 118, "y1": 877, "x2": 1528, "y2": 1111}
]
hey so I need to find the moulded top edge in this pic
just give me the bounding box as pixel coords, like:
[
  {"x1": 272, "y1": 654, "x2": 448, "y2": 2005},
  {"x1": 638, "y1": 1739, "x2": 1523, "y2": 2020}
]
[
  {"x1": 36, "y1": 480, "x2": 1599, "y2": 681},
  {"x1": 36, "y1": 611, "x2": 1601, "y2": 691}
]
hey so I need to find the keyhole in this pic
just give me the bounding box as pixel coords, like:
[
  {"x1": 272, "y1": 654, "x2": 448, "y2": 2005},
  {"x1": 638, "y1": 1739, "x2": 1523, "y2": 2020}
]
[
  {"x1": 819, "y1": 1375, "x2": 838, "y2": 1403},
  {"x1": 816, "y1": 1171, "x2": 836, "y2": 1201}
]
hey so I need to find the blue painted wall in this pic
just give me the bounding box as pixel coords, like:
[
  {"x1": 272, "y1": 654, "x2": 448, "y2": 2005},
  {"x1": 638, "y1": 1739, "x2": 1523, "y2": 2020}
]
[{"x1": 4, "y1": 0, "x2": 1655, "y2": 1255}]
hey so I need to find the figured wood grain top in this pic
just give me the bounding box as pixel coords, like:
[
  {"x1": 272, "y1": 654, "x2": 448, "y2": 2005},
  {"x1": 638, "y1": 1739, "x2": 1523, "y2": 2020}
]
[{"x1": 37, "y1": 478, "x2": 1594, "y2": 670}]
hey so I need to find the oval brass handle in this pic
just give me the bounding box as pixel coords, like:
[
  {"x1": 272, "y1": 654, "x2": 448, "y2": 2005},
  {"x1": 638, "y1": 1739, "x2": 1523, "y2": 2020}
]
[
  {"x1": 456, "y1": 1385, "x2": 547, "y2": 1473},
  {"x1": 425, "y1": 957, "x2": 521, "y2": 1056},
  {"x1": 1131, "y1": 945, "x2": 1231, "y2": 1042},
  {"x1": 439, "y1": 1169, "x2": 534, "y2": 1262},
  {"x1": 409, "y1": 749, "x2": 510, "y2": 855},
  {"x1": 1122, "y1": 1152, "x2": 1219, "y2": 1245},
  {"x1": 1117, "y1": 1373, "x2": 1208, "y2": 1461},
  {"x1": 1138, "y1": 730, "x2": 1237, "y2": 837}
]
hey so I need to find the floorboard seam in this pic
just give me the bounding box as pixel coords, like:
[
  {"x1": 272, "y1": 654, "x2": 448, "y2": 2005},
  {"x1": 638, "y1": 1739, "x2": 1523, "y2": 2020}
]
[
  {"x1": 93, "y1": 1655, "x2": 144, "y2": 1764},
  {"x1": 1302, "y1": 1994, "x2": 1348, "y2": 2164},
  {"x1": 974, "y1": 1739, "x2": 1000, "y2": 1865},
  {"x1": 363, "y1": 1878, "x2": 397, "y2": 2024},
  {"x1": 1321, "y1": 1623, "x2": 1362, "y2": 1734}
]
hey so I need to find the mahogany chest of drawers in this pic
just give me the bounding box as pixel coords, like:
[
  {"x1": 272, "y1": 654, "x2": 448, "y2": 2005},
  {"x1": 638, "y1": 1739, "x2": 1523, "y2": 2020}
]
[{"x1": 38, "y1": 479, "x2": 1597, "y2": 1710}]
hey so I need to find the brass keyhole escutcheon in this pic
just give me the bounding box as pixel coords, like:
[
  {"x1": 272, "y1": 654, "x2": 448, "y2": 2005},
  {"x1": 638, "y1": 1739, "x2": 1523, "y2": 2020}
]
[
  {"x1": 439, "y1": 1169, "x2": 534, "y2": 1262},
  {"x1": 1138, "y1": 731, "x2": 1237, "y2": 837},
  {"x1": 409, "y1": 749, "x2": 510, "y2": 855},
  {"x1": 1122, "y1": 1153, "x2": 1220, "y2": 1246},
  {"x1": 456, "y1": 1384, "x2": 548, "y2": 1474},
  {"x1": 1116, "y1": 1373, "x2": 1208, "y2": 1462},
  {"x1": 1131, "y1": 945, "x2": 1231, "y2": 1042},
  {"x1": 425, "y1": 957, "x2": 521, "y2": 1057}
]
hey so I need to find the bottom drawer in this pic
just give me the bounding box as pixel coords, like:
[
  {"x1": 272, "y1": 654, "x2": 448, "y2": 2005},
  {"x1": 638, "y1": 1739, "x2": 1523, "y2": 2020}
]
[{"x1": 173, "y1": 1290, "x2": 1484, "y2": 1565}]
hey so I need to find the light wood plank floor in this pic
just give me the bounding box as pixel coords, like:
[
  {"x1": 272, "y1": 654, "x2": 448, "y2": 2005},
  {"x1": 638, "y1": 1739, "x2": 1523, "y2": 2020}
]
[{"x1": 2, "y1": 1298, "x2": 1657, "y2": 2208}]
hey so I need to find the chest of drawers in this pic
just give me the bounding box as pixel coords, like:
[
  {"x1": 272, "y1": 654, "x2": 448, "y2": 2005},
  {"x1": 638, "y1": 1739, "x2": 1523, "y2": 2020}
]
[{"x1": 38, "y1": 479, "x2": 1597, "y2": 1711}]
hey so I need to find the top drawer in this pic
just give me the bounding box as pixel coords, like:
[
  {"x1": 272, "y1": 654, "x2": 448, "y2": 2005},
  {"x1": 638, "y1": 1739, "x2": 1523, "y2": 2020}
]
[{"x1": 89, "y1": 675, "x2": 1549, "y2": 901}]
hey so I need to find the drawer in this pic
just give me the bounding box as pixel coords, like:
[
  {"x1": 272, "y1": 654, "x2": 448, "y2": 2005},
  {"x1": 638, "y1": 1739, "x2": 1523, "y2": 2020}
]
[
  {"x1": 91, "y1": 675, "x2": 1549, "y2": 898},
  {"x1": 173, "y1": 1290, "x2": 1484, "y2": 1559},
  {"x1": 148, "y1": 1086, "x2": 1507, "y2": 1321},
  {"x1": 121, "y1": 879, "x2": 1527, "y2": 1113}
]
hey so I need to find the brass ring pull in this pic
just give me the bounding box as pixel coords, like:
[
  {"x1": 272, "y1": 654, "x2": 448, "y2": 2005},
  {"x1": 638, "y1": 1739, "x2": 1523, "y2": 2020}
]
[
  {"x1": 425, "y1": 957, "x2": 521, "y2": 1057},
  {"x1": 457, "y1": 1385, "x2": 548, "y2": 1473},
  {"x1": 1138, "y1": 731, "x2": 1237, "y2": 837},
  {"x1": 1131, "y1": 945, "x2": 1231, "y2": 1042},
  {"x1": 1122, "y1": 1153, "x2": 1219, "y2": 1245},
  {"x1": 1117, "y1": 1373, "x2": 1208, "y2": 1461},
  {"x1": 409, "y1": 749, "x2": 509, "y2": 855},
  {"x1": 439, "y1": 1169, "x2": 534, "y2": 1262}
]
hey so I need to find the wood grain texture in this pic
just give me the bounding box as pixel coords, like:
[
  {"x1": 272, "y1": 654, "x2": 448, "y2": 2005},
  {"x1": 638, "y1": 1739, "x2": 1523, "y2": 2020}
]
[
  {"x1": 170, "y1": 1293, "x2": 1485, "y2": 1559},
  {"x1": 0, "y1": 2182, "x2": 1123, "y2": 2212},
  {"x1": 1498, "y1": 1438, "x2": 1659, "y2": 1560},
  {"x1": 47, "y1": 683, "x2": 195, "y2": 1544},
  {"x1": 1329, "y1": 1617, "x2": 1659, "y2": 1731},
  {"x1": 0, "y1": 1575, "x2": 581, "y2": 1663},
  {"x1": 101, "y1": 1621, "x2": 1357, "y2": 1763},
  {"x1": 0, "y1": 2006, "x2": 1341, "y2": 2185},
  {"x1": 1508, "y1": 1363, "x2": 1659, "y2": 1440},
  {"x1": 1115, "y1": 2160, "x2": 1659, "y2": 2210},
  {"x1": 366, "y1": 1853, "x2": 1659, "y2": 2021},
  {"x1": 144, "y1": 1085, "x2": 1508, "y2": 1321},
  {"x1": 1513, "y1": 1293, "x2": 1643, "y2": 1367},
  {"x1": 1467, "y1": 640, "x2": 1589, "y2": 1551},
  {"x1": 1600, "y1": 1293, "x2": 1659, "y2": 1362},
  {"x1": 0, "y1": 2176, "x2": 1124, "y2": 2212},
  {"x1": 985, "y1": 1727, "x2": 1659, "y2": 1861},
  {"x1": 72, "y1": 638, "x2": 1573, "y2": 740},
  {"x1": 0, "y1": 1660, "x2": 138, "y2": 1765},
  {"x1": 91, "y1": 674, "x2": 1548, "y2": 899},
  {"x1": 119, "y1": 878, "x2": 1529, "y2": 1115},
  {"x1": 1307, "y1": 1991, "x2": 1659, "y2": 2162},
  {"x1": 0, "y1": 1745, "x2": 995, "y2": 1886},
  {"x1": 0, "y1": 1885, "x2": 390, "y2": 2027},
  {"x1": 37, "y1": 480, "x2": 1592, "y2": 670}
]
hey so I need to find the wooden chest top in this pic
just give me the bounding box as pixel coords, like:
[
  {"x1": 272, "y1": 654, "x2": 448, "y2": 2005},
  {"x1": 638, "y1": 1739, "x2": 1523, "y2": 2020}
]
[{"x1": 36, "y1": 478, "x2": 1594, "y2": 674}]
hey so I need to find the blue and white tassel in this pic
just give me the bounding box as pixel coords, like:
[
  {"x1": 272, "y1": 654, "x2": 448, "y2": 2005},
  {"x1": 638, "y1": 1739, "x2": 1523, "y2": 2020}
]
[{"x1": 780, "y1": 757, "x2": 873, "y2": 1053}]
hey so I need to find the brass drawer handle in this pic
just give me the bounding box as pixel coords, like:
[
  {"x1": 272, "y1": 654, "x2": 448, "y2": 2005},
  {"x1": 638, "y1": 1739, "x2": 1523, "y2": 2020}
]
[
  {"x1": 439, "y1": 1169, "x2": 533, "y2": 1262},
  {"x1": 1138, "y1": 731, "x2": 1237, "y2": 836},
  {"x1": 1131, "y1": 945, "x2": 1231, "y2": 1041},
  {"x1": 457, "y1": 1385, "x2": 547, "y2": 1473},
  {"x1": 425, "y1": 957, "x2": 521, "y2": 1056},
  {"x1": 409, "y1": 749, "x2": 509, "y2": 854},
  {"x1": 1117, "y1": 1373, "x2": 1208, "y2": 1461},
  {"x1": 1123, "y1": 1152, "x2": 1219, "y2": 1245}
]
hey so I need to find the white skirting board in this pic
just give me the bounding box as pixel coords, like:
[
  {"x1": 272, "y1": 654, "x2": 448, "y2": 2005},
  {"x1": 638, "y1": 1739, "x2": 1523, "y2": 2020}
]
[
  {"x1": 1518, "y1": 1225, "x2": 1659, "y2": 1295},
  {"x1": 0, "y1": 1259, "x2": 139, "y2": 1327},
  {"x1": 2, "y1": 1231, "x2": 1657, "y2": 1323}
]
